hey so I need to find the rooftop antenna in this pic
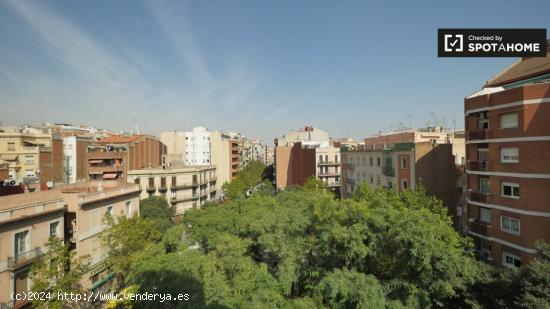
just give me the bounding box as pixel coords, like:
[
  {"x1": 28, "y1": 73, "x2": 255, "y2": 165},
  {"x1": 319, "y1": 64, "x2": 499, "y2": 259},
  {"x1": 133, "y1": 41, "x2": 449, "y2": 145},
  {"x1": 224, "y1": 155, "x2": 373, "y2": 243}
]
[
  {"x1": 407, "y1": 114, "x2": 412, "y2": 129},
  {"x1": 430, "y1": 112, "x2": 435, "y2": 127}
]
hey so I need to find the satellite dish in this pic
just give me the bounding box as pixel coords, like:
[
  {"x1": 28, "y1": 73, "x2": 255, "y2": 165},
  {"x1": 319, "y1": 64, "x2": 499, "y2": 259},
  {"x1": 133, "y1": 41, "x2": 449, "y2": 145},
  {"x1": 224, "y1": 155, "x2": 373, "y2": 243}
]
[{"x1": 46, "y1": 181, "x2": 54, "y2": 188}]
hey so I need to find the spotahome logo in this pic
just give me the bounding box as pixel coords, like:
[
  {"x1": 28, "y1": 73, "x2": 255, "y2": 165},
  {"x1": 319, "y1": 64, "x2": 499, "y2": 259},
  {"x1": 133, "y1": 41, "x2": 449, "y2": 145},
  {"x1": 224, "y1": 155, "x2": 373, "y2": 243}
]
[{"x1": 438, "y1": 29, "x2": 547, "y2": 57}]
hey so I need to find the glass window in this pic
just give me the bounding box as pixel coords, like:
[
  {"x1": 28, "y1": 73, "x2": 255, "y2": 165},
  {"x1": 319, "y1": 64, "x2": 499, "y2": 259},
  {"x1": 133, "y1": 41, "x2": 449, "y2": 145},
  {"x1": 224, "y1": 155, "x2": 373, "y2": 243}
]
[
  {"x1": 501, "y1": 216, "x2": 520, "y2": 235},
  {"x1": 500, "y1": 147, "x2": 519, "y2": 163},
  {"x1": 499, "y1": 112, "x2": 518, "y2": 129},
  {"x1": 49, "y1": 221, "x2": 60, "y2": 237},
  {"x1": 502, "y1": 182, "x2": 520, "y2": 198},
  {"x1": 479, "y1": 177, "x2": 490, "y2": 193},
  {"x1": 479, "y1": 207, "x2": 491, "y2": 223},
  {"x1": 503, "y1": 252, "x2": 522, "y2": 268},
  {"x1": 14, "y1": 230, "x2": 29, "y2": 255},
  {"x1": 401, "y1": 158, "x2": 407, "y2": 169}
]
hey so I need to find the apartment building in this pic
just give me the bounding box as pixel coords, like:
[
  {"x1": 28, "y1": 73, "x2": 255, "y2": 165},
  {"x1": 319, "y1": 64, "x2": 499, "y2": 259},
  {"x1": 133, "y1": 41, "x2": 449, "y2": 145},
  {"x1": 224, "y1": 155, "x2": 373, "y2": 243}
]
[
  {"x1": 87, "y1": 134, "x2": 165, "y2": 181},
  {"x1": 62, "y1": 136, "x2": 94, "y2": 184},
  {"x1": 464, "y1": 46, "x2": 550, "y2": 267},
  {"x1": 128, "y1": 163, "x2": 217, "y2": 216},
  {"x1": 210, "y1": 131, "x2": 243, "y2": 188},
  {"x1": 160, "y1": 131, "x2": 186, "y2": 163},
  {"x1": 184, "y1": 127, "x2": 211, "y2": 166},
  {"x1": 0, "y1": 190, "x2": 66, "y2": 308},
  {"x1": 159, "y1": 129, "x2": 244, "y2": 190},
  {"x1": 342, "y1": 142, "x2": 457, "y2": 217},
  {"x1": 241, "y1": 138, "x2": 273, "y2": 167},
  {"x1": 0, "y1": 127, "x2": 65, "y2": 191},
  {"x1": 62, "y1": 181, "x2": 140, "y2": 290},
  {"x1": 274, "y1": 126, "x2": 341, "y2": 195}
]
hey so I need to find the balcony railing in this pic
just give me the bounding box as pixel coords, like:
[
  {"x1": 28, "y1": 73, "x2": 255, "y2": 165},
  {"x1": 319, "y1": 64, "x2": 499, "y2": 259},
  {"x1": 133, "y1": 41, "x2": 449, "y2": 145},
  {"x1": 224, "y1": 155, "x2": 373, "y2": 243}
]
[
  {"x1": 8, "y1": 248, "x2": 43, "y2": 268},
  {"x1": 382, "y1": 166, "x2": 395, "y2": 177},
  {"x1": 469, "y1": 191, "x2": 491, "y2": 203},
  {"x1": 318, "y1": 161, "x2": 340, "y2": 166},
  {"x1": 468, "y1": 160, "x2": 491, "y2": 171},
  {"x1": 469, "y1": 129, "x2": 488, "y2": 140},
  {"x1": 318, "y1": 172, "x2": 341, "y2": 177},
  {"x1": 469, "y1": 220, "x2": 491, "y2": 236}
]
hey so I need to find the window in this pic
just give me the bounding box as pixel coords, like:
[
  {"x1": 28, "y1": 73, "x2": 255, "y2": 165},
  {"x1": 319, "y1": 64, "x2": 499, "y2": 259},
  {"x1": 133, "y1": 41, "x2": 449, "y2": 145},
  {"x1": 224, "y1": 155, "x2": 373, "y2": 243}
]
[
  {"x1": 335, "y1": 155, "x2": 339, "y2": 163},
  {"x1": 501, "y1": 147, "x2": 519, "y2": 163},
  {"x1": 24, "y1": 155, "x2": 34, "y2": 164},
  {"x1": 376, "y1": 157, "x2": 381, "y2": 166},
  {"x1": 479, "y1": 207, "x2": 491, "y2": 223},
  {"x1": 401, "y1": 158, "x2": 407, "y2": 169},
  {"x1": 7, "y1": 142, "x2": 15, "y2": 151},
  {"x1": 499, "y1": 112, "x2": 518, "y2": 129},
  {"x1": 501, "y1": 216, "x2": 520, "y2": 235},
  {"x1": 126, "y1": 201, "x2": 132, "y2": 218},
  {"x1": 369, "y1": 157, "x2": 373, "y2": 166},
  {"x1": 105, "y1": 206, "x2": 113, "y2": 218},
  {"x1": 479, "y1": 177, "x2": 490, "y2": 194},
  {"x1": 401, "y1": 179, "x2": 408, "y2": 190},
  {"x1": 480, "y1": 239, "x2": 491, "y2": 253},
  {"x1": 14, "y1": 230, "x2": 29, "y2": 255},
  {"x1": 319, "y1": 155, "x2": 323, "y2": 162},
  {"x1": 503, "y1": 252, "x2": 522, "y2": 268},
  {"x1": 370, "y1": 175, "x2": 374, "y2": 184},
  {"x1": 502, "y1": 182, "x2": 520, "y2": 198},
  {"x1": 49, "y1": 221, "x2": 60, "y2": 237}
]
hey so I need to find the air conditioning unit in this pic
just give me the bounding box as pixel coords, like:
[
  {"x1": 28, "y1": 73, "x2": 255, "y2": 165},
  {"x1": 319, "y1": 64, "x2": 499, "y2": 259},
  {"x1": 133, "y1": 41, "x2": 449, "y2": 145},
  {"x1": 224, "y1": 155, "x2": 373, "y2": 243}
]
[{"x1": 2, "y1": 179, "x2": 20, "y2": 187}]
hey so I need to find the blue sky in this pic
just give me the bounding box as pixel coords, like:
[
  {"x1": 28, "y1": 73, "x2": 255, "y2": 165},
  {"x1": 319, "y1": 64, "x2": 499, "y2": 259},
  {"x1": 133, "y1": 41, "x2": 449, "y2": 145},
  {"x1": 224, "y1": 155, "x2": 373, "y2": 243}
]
[{"x1": 0, "y1": 0, "x2": 549, "y2": 143}]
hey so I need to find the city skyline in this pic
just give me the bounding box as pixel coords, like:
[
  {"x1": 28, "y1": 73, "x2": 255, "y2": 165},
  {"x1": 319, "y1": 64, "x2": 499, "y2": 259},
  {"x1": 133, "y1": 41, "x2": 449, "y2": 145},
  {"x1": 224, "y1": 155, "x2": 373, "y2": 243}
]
[{"x1": 1, "y1": 0, "x2": 550, "y2": 142}]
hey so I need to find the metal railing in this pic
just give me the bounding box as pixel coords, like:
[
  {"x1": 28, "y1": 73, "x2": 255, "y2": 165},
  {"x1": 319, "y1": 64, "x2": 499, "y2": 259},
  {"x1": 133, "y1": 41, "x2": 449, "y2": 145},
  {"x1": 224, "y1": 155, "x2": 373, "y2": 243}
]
[
  {"x1": 468, "y1": 160, "x2": 491, "y2": 171},
  {"x1": 8, "y1": 248, "x2": 43, "y2": 268}
]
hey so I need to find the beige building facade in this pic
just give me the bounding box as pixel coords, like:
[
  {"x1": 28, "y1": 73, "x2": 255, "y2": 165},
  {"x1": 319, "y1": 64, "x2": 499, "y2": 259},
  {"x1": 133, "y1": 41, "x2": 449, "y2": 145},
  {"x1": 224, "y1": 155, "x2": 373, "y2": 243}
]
[
  {"x1": 128, "y1": 164, "x2": 217, "y2": 216},
  {"x1": 0, "y1": 190, "x2": 66, "y2": 308}
]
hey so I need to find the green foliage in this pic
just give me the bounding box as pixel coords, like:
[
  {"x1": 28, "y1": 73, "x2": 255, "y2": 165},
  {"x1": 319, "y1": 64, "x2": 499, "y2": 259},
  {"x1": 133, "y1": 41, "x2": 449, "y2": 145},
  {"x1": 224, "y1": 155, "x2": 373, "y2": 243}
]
[
  {"x1": 139, "y1": 196, "x2": 173, "y2": 231},
  {"x1": 100, "y1": 215, "x2": 163, "y2": 290},
  {"x1": 102, "y1": 182, "x2": 548, "y2": 308},
  {"x1": 30, "y1": 237, "x2": 90, "y2": 309},
  {"x1": 222, "y1": 161, "x2": 270, "y2": 199}
]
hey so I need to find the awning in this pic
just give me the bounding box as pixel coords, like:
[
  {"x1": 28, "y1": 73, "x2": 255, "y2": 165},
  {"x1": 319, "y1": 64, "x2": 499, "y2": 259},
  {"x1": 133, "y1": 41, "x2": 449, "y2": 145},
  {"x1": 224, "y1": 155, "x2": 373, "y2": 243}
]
[
  {"x1": 102, "y1": 173, "x2": 118, "y2": 179},
  {"x1": 0, "y1": 154, "x2": 18, "y2": 161},
  {"x1": 89, "y1": 160, "x2": 103, "y2": 164}
]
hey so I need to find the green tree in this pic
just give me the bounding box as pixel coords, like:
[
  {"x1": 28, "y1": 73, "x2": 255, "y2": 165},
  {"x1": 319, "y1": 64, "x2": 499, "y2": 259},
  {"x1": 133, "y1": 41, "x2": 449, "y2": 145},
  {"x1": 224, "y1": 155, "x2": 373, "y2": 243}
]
[
  {"x1": 30, "y1": 237, "x2": 89, "y2": 309},
  {"x1": 100, "y1": 216, "x2": 162, "y2": 290},
  {"x1": 222, "y1": 161, "x2": 269, "y2": 199},
  {"x1": 139, "y1": 196, "x2": 173, "y2": 231}
]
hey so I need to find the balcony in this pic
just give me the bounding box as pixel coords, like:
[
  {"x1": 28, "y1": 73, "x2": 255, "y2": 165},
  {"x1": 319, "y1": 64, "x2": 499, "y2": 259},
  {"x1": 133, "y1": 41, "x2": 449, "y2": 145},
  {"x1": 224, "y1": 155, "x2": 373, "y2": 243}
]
[
  {"x1": 146, "y1": 185, "x2": 156, "y2": 192},
  {"x1": 318, "y1": 172, "x2": 340, "y2": 177},
  {"x1": 8, "y1": 248, "x2": 44, "y2": 269},
  {"x1": 326, "y1": 182, "x2": 341, "y2": 188},
  {"x1": 469, "y1": 129, "x2": 488, "y2": 140},
  {"x1": 469, "y1": 220, "x2": 491, "y2": 236},
  {"x1": 318, "y1": 161, "x2": 340, "y2": 166},
  {"x1": 171, "y1": 194, "x2": 199, "y2": 203},
  {"x1": 468, "y1": 160, "x2": 491, "y2": 172},
  {"x1": 88, "y1": 165, "x2": 124, "y2": 174},
  {"x1": 469, "y1": 191, "x2": 491, "y2": 203},
  {"x1": 382, "y1": 166, "x2": 395, "y2": 177}
]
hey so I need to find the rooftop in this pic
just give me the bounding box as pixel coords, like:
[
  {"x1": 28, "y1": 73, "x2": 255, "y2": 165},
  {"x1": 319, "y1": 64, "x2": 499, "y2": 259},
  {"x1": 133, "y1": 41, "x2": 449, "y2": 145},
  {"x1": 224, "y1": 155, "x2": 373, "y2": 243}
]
[
  {"x1": 486, "y1": 45, "x2": 550, "y2": 87},
  {"x1": 0, "y1": 189, "x2": 63, "y2": 211}
]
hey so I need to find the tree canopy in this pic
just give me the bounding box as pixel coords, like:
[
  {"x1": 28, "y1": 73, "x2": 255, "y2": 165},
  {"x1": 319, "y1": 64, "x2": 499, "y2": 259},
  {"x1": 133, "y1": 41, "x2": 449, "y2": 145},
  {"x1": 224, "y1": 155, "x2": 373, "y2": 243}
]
[
  {"x1": 48, "y1": 180, "x2": 548, "y2": 308},
  {"x1": 222, "y1": 161, "x2": 272, "y2": 199}
]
